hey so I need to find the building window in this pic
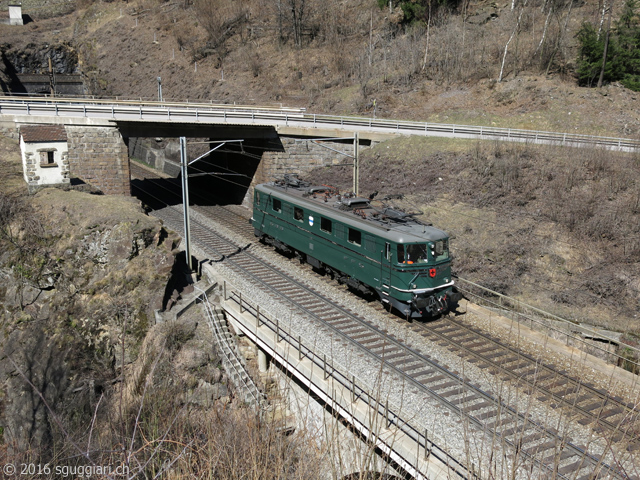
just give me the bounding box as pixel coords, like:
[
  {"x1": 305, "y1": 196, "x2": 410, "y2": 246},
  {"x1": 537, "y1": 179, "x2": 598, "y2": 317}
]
[{"x1": 39, "y1": 151, "x2": 56, "y2": 166}]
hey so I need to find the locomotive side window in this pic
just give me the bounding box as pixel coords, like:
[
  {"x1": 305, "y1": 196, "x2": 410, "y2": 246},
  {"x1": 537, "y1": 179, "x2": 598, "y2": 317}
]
[
  {"x1": 255, "y1": 192, "x2": 261, "y2": 205},
  {"x1": 348, "y1": 228, "x2": 361, "y2": 246},
  {"x1": 321, "y1": 217, "x2": 332, "y2": 233},
  {"x1": 273, "y1": 198, "x2": 282, "y2": 213},
  {"x1": 385, "y1": 242, "x2": 391, "y2": 261},
  {"x1": 294, "y1": 206, "x2": 303, "y2": 221},
  {"x1": 432, "y1": 239, "x2": 449, "y2": 261},
  {"x1": 397, "y1": 244, "x2": 405, "y2": 263}
]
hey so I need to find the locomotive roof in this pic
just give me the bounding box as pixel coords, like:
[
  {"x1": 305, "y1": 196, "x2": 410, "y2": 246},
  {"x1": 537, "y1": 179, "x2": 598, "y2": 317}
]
[{"x1": 256, "y1": 176, "x2": 449, "y2": 243}]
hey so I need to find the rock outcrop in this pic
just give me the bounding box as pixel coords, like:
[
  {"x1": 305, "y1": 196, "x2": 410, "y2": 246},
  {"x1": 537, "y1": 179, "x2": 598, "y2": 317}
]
[{"x1": 0, "y1": 187, "x2": 180, "y2": 458}]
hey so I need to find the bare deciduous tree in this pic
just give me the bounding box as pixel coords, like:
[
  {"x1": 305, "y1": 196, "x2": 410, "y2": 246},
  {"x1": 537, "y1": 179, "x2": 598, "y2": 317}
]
[{"x1": 194, "y1": 0, "x2": 249, "y2": 59}]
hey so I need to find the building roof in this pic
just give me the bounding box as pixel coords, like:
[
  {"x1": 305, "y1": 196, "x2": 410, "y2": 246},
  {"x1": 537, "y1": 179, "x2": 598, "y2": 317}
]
[{"x1": 20, "y1": 125, "x2": 68, "y2": 143}]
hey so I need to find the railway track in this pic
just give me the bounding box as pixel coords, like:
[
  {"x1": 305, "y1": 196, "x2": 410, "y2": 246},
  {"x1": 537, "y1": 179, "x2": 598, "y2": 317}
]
[
  {"x1": 130, "y1": 163, "x2": 637, "y2": 478},
  {"x1": 160, "y1": 167, "x2": 640, "y2": 455},
  {"x1": 415, "y1": 318, "x2": 640, "y2": 448}
]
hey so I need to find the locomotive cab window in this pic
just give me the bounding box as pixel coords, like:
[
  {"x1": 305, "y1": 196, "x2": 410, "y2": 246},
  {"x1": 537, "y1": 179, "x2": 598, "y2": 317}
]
[
  {"x1": 407, "y1": 244, "x2": 429, "y2": 263},
  {"x1": 398, "y1": 244, "x2": 429, "y2": 264},
  {"x1": 348, "y1": 228, "x2": 361, "y2": 246},
  {"x1": 273, "y1": 198, "x2": 282, "y2": 213},
  {"x1": 321, "y1": 217, "x2": 332, "y2": 233},
  {"x1": 294, "y1": 206, "x2": 304, "y2": 221}
]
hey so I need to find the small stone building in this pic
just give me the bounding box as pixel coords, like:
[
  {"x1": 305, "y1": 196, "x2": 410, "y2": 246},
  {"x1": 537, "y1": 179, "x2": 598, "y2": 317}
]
[{"x1": 20, "y1": 125, "x2": 70, "y2": 192}]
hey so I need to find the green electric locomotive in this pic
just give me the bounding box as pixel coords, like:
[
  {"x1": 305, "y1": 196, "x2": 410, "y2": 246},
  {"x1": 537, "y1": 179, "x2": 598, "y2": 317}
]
[{"x1": 251, "y1": 175, "x2": 461, "y2": 318}]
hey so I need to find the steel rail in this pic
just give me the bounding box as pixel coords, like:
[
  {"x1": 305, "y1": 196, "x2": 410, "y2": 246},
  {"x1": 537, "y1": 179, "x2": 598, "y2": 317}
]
[
  {"x1": 2, "y1": 96, "x2": 640, "y2": 151},
  {"x1": 130, "y1": 167, "x2": 628, "y2": 477},
  {"x1": 455, "y1": 277, "x2": 640, "y2": 370},
  {"x1": 152, "y1": 205, "x2": 473, "y2": 478},
  {"x1": 168, "y1": 195, "x2": 640, "y2": 451}
]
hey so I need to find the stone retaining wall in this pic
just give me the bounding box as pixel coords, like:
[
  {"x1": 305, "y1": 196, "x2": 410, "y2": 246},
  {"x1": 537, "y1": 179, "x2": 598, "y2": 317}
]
[
  {"x1": 258, "y1": 137, "x2": 362, "y2": 184},
  {"x1": 244, "y1": 136, "x2": 373, "y2": 206},
  {"x1": 66, "y1": 126, "x2": 130, "y2": 195}
]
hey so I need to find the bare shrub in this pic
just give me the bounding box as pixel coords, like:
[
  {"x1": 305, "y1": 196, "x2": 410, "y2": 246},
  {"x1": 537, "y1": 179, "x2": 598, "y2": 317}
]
[
  {"x1": 194, "y1": 0, "x2": 249, "y2": 59},
  {"x1": 241, "y1": 45, "x2": 264, "y2": 77},
  {"x1": 3, "y1": 319, "x2": 324, "y2": 480}
]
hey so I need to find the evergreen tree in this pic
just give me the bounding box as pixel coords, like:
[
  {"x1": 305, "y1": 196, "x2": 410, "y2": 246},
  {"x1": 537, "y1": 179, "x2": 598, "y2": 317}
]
[
  {"x1": 616, "y1": 0, "x2": 640, "y2": 89},
  {"x1": 576, "y1": 0, "x2": 640, "y2": 90},
  {"x1": 576, "y1": 23, "x2": 607, "y2": 87}
]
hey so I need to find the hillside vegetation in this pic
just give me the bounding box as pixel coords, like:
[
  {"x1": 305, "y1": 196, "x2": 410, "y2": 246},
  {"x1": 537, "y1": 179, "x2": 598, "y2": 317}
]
[
  {"x1": 0, "y1": 1, "x2": 638, "y2": 333},
  {"x1": 1, "y1": 0, "x2": 640, "y2": 135}
]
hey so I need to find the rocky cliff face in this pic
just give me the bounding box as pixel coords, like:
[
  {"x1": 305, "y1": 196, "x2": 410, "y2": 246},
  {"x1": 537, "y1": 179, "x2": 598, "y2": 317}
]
[
  {"x1": 0, "y1": 42, "x2": 79, "y2": 75},
  {"x1": 0, "y1": 42, "x2": 80, "y2": 94},
  {"x1": 0, "y1": 187, "x2": 180, "y2": 458}
]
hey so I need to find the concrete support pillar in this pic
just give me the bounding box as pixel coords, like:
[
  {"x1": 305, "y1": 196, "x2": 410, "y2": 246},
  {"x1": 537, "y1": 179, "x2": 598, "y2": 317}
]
[
  {"x1": 258, "y1": 348, "x2": 269, "y2": 373},
  {"x1": 66, "y1": 125, "x2": 131, "y2": 195}
]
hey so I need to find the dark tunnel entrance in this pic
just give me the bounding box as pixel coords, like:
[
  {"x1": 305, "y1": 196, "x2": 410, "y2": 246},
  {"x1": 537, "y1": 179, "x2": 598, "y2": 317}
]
[
  {"x1": 121, "y1": 124, "x2": 284, "y2": 209},
  {"x1": 187, "y1": 138, "x2": 264, "y2": 205}
]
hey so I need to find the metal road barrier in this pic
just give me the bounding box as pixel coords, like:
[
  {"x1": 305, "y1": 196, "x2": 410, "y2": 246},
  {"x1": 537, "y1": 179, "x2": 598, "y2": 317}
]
[{"x1": 2, "y1": 95, "x2": 640, "y2": 151}]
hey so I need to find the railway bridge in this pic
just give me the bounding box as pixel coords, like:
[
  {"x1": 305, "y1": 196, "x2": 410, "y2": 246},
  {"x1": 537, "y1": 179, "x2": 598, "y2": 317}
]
[{"x1": 2, "y1": 96, "x2": 640, "y2": 201}]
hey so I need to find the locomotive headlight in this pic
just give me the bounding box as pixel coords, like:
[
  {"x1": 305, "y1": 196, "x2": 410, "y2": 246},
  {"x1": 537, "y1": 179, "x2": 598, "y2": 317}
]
[
  {"x1": 412, "y1": 284, "x2": 417, "y2": 289},
  {"x1": 444, "y1": 278, "x2": 449, "y2": 282}
]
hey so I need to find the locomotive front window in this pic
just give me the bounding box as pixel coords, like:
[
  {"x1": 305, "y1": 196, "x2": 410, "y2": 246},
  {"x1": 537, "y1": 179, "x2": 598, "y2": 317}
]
[
  {"x1": 402, "y1": 244, "x2": 429, "y2": 264},
  {"x1": 321, "y1": 217, "x2": 332, "y2": 233},
  {"x1": 256, "y1": 192, "x2": 261, "y2": 205},
  {"x1": 273, "y1": 198, "x2": 282, "y2": 212},
  {"x1": 294, "y1": 206, "x2": 303, "y2": 221},
  {"x1": 348, "y1": 228, "x2": 361, "y2": 246}
]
